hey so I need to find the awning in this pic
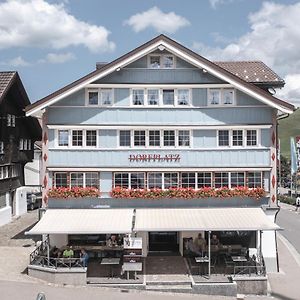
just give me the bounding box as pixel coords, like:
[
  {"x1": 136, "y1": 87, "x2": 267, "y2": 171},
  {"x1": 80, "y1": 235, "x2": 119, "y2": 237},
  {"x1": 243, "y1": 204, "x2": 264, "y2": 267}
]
[
  {"x1": 26, "y1": 209, "x2": 134, "y2": 235},
  {"x1": 134, "y1": 208, "x2": 280, "y2": 232}
]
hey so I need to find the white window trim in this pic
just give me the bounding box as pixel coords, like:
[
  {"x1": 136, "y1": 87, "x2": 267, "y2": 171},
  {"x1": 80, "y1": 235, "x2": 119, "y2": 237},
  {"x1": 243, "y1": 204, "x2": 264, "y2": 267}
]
[
  {"x1": 0, "y1": 141, "x2": 4, "y2": 154},
  {"x1": 217, "y1": 129, "x2": 260, "y2": 148},
  {"x1": 85, "y1": 88, "x2": 114, "y2": 107},
  {"x1": 147, "y1": 54, "x2": 176, "y2": 69},
  {"x1": 208, "y1": 88, "x2": 236, "y2": 107}
]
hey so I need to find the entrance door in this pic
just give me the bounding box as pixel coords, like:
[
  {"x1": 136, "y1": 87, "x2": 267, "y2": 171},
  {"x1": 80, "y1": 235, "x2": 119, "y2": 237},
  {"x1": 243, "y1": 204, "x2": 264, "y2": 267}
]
[{"x1": 148, "y1": 232, "x2": 178, "y2": 253}]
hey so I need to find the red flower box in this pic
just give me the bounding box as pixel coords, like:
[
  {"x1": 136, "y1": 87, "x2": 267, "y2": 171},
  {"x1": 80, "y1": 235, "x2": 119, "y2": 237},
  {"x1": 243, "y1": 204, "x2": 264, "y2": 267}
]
[{"x1": 48, "y1": 187, "x2": 100, "y2": 199}]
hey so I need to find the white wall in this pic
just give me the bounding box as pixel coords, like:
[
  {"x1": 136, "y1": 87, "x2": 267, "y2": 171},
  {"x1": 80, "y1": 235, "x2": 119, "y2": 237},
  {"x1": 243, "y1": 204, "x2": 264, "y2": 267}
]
[
  {"x1": 0, "y1": 206, "x2": 11, "y2": 226},
  {"x1": 24, "y1": 149, "x2": 42, "y2": 186},
  {"x1": 136, "y1": 231, "x2": 148, "y2": 257}
]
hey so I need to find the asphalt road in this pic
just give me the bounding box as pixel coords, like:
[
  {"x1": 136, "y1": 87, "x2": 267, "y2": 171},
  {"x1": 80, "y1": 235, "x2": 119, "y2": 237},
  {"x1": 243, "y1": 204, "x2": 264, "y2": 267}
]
[{"x1": 276, "y1": 202, "x2": 300, "y2": 253}]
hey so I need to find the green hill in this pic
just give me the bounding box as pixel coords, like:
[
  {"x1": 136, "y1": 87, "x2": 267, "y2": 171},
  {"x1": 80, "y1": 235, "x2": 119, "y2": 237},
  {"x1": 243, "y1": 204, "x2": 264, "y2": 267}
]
[{"x1": 278, "y1": 108, "x2": 300, "y2": 158}]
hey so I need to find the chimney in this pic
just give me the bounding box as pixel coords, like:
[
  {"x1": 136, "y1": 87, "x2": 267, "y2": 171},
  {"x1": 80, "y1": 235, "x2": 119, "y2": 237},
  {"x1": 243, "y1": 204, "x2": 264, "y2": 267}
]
[{"x1": 96, "y1": 62, "x2": 107, "y2": 70}]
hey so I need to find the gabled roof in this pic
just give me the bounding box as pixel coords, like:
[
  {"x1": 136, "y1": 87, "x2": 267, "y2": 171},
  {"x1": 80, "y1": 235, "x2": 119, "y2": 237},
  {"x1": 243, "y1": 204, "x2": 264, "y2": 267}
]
[
  {"x1": 25, "y1": 34, "x2": 295, "y2": 115},
  {"x1": 0, "y1": 71, "x2": 17, "y2": 103},
  {"x1": 214, "y1": 61, "x2": 284, "y2": 86}
]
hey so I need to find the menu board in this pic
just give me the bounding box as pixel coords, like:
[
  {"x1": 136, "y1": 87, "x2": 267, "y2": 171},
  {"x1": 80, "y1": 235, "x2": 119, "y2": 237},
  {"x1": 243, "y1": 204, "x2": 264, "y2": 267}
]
[{"x1": 124, "y1": 237, "x2": 142, "y2": 249}]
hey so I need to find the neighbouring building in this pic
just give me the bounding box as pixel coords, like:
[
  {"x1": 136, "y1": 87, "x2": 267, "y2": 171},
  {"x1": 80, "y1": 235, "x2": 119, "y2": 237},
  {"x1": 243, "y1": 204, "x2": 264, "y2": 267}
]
[
  {"x1": 0, "y1": 72, "x2": 41, "y2": 226},
  {"x1": 25, "y1": 35, "x2": 295, "y2": 292}
]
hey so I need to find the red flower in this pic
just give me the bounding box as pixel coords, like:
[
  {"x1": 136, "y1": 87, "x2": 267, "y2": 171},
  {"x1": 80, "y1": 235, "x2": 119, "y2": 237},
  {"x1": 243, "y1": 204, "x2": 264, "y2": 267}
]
[{"x1": 48, "y1": 187, "x2": 100, "y2": 198}]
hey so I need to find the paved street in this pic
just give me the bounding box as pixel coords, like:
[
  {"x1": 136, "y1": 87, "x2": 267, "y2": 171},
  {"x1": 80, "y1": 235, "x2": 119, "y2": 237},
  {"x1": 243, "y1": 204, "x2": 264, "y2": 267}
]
[{"x1": 277, "y1": 202, "x2": 300, "y2": 253}]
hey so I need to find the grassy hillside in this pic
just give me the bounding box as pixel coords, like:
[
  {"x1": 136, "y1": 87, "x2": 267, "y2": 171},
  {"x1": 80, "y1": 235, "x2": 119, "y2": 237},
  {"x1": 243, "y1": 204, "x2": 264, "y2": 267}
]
[{"x1": 278, "y1": 108, "x2": 300, "y2": 158}]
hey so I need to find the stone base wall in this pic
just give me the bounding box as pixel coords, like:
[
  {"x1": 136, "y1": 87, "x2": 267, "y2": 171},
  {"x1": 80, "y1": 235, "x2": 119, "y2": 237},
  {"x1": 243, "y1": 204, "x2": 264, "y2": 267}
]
[
  {"x1": 28, "y1": 265, "x2": 87, "y2": 285},
  {"x1": 192, "y1": 282, "x2": 237, "y2": 296},
  {"x1": 232, "y1": 276, "x2": 268, "y2": 295}
]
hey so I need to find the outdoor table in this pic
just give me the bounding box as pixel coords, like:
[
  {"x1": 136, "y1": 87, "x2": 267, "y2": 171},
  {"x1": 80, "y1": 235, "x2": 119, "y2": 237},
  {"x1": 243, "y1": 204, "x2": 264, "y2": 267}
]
[
  {"x1": 231, "y1": 255, "x2": 248, "y2": 267},
  {"x1": 101, "y1": 258, "x2": 120, "y2": 277},
  {"x1": 122, "y1": 262, "x2": 143, "y2": 280},
  {"x1": 195, "y1": 256, "x2": 209, "y2": 275}
]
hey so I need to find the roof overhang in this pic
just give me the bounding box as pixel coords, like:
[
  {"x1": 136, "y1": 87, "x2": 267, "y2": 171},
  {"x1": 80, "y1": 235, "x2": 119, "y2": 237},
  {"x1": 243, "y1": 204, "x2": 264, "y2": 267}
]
[{"x1": 26, "y1": 35, "x2": 295, "y2": 116}]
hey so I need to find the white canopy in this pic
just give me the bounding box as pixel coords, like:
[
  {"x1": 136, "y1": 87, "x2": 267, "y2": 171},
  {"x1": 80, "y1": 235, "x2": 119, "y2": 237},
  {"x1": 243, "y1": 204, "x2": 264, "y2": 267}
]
[
  {"x1": 26, "y1": 209, "x2": 134, "y2": 235},
  {"x1": 134, "y1": 207, "x2": 280, "y2": 232}
]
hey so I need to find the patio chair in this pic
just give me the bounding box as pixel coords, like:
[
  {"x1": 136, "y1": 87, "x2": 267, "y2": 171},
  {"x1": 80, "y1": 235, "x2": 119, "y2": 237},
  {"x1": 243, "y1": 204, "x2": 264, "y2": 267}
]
[{"x1": 224, "y1": 257, "x2": 235, "y2": 274}]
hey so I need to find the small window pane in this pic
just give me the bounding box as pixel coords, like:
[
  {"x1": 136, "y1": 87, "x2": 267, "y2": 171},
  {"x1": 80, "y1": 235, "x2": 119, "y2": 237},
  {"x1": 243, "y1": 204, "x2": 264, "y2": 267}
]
[
  {"x1": 148, "y1": 173, "x2": 162, "y2": 189},
  {"x1": 149, "y1": 130, "x2": 160, "y2": 146},
  {"x1": 218, "y1": 130, "x2": 229, "y2": 146},
  {"x1": 58, "y1": 130, "x2": 69, "y2": 146},
  {"x1": 163, "y1": 130, "x2": 175, "y2": 146},
  {"x1": 55, "y1": 173, "x2": 68, "y2": 187},
  {"x1": 0, "y1": 141, "x2": 3, "y2": 154},
  {"x1": 209, "y1": 90, "x2": 221, "y2": 105},
  {"x1": 232, "y1": 130, "x2": 243, "y2": 146},
  {"x1": 120, "y1": 131, "x2": 131, "y2": 147},
  {"x1": 162, "y1": 56, "x2": 174, "y2": 68},
  {"x1": 231, "y1": 172, "x2": 245, "y2": 187},
  {"x1": 149, "y1": 56, "x2": 160, "y2": 68},
  {"x1": 85, "y1": 172, "x2": 99, "y2": 188},
  {"x1": 134, "y1": 131, "x2": 146, "y2": 146},
  {"x1": 131, "y1": 173, "x2": 145, "y2": 189},
  {"x1": 86, "y1": 130, "x2": 97, "y2": 147},
  {"x1": 72, "y1": 130, "x2": 83, "y2": 146},
  {"x1": 181, "y1": 173, "x2": 196, "y2": 188},
  {"x1": 100, "y1": 89, "x2": 113, "y2": 105},
  {"x1": 214, "y1": 172, "x2": 229, "y2": 188},
  {"x1": 114, "y1": 173, "x2": 129, "y2": 188},
  {"x1": 164, "y1": 173, "x2": 178, "y2": 189},
  {"x1": 148, "y1": 89, "x2": 159, "y2": 105},
  {"x1": 88, "y1": 91, "x2": 98, "y2": 105},
  {"x1": 177, "y1": 89, "x2": 189, "y2": 105},
  {"x1": 163, "y1": 90, "x2": 174, "y2": 105},
  {"x1": 223, "y1": 89, "x2": 234, "y2": 105},
  {"x1": 70, "y1": 173, "x2": 84, "y2": 187},
  {"x1": 178, "y1": 130, "x2": 190, "y2": 147},
  {"x1": 247, "y1": 130, "x2": 257, "y2": 146},
  {"x1": 132, "y1": 89, "x2": 144, "y2": 105},
  {"x1": 248, "y1": 172, "x2": 262, "y2": 188},
  {"x1": 198, "y1": 172, "x2": 212, "y2": 188}
]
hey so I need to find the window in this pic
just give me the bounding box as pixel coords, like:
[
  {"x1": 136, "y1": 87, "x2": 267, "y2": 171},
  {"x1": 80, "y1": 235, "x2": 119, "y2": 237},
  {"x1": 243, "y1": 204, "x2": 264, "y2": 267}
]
[
  {"x1": 208, "y1": 90, "x2": 221, "y2": 105},
  {"x1": 164, "y1": 173, "x2": 178, "y2": 189},
  {"x1": 134, "y1": 130, "x2": 146, "y2": 146},
  {"x1": 130, "y1": 173, "x2": 145, "y2": 189},
  {"x1": 114, "y1": 173, "x2": 129, "y2": 188},
  {"x1": 3, "y1": 166, "x2": 8, "y2": 179},
  {"x1": 198, "y1": 172, "x2": 212, "y2": 187},
  {"x1": 149, "y1": 56, "x2": 160, "y2": 68},
  {"x1": 19, "y1": 139, "x2": 31, "y2": 150},
  {"x1": 148, "y1": 89, "x2": 159, "y2": 105},
  {"x1": 72, "y1": 130, "x2": 83, "y2": 146},
  {"x1": 149, "y1": 130, "x2": 160, "y2": 147},
  {"x1": 181, "y1": 173, "x2": 196, "y2": 188},
  {"x1": 58, "y1": 130, "x2": 69, "y2": 146},
  {"x1": 163, "y1": 89, "x2": 174, "y2": 105},
  {"x1": 88, "y1": 90, "x2": 98, "y2": 105},
  {"x1": 0, "y1": 141, "x2": 3, "y2": 154},
  {"x1": 231, "y1": 172, "x2": 245, "y2": 187},
  {"x1": 55, "y1": 173, "x2": 68, "y2": 187},
  {"x1": 100, "y1": 89, "x2": 113, "y2": 105},
  {"x1": 223, "y1": 89, "x2": 234, "y2": 104},
  {"x1": 119, "y1": 130, "x2": 131, "y2": 147},
  {"x1": 85, "y1": 173, "x2": 99, "y2": 188},
  {"x1": 132, "y1": 89, "x2": 144, "y2": 105},
  {"x1": 232, "y1": 130, "x2": 243, "y2": 146},
  {"x1": 248, "y1": 172, "x2": 262, "y2": 188},
  {"x1": 247, "y1": 130, "x2": 257, "y2": 146},
  {"x1": 177, "y1": 89, "x2": 190, "y2": 105},
  {"x1": 0, "y1": 167, "x2": 2, "y2": 179},
  {"x1": 163, "y1": 130, "x2": 175, "y2": 146},
  {"x1": 162, "y1": 55, "x2": 174, "y2": 68},
  {"x1": 214, "y1": 172, "x2": 229, "y2": 188},
  {"x1": 86, "y1": 130, "x2": 97, "y2": 147},
  {"x1": 7, "y1": 114, "x2": 15, "y2": 127},
  {"x1": 148, "y1": 173, "x2": 162, "y2": 189},
  {"x1": 218, "y1": 130, "x2": 229, "y2": 146},
  {"x1": 178, "y1": 130, "x2": 190, "y2": 147},
  {"x1": 70, "y1": 173, "x2": 84, "y2": 187}
]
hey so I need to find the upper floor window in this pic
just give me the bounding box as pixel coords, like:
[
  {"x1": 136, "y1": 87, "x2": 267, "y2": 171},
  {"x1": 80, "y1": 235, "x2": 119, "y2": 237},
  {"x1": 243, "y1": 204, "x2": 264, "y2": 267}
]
[
  {"x1": 177, "y1": 89, "x2": 190, "y2": 105},
  {"x1": 87, "y1": 89, "x2": 113, "y2": 106},
  {"x1": 86, "y1": 130, "x2": 97, "y2": 147},
  {"x1": 163, "y1": 89, "x2": 174, "y2": 105},
  {"x1": 148, "y1": 54, "x2": 175, "y2": 69},
  {"x1": 218, "y1": 129, "x2": 259, "y2": 147},
  {"x1": 163, "y1": 130, "x2": 175, "y2": 146},
  {"x1": 178, "y1": 130, "x2": 190, "y2": 147},
  {"x1": 134, "y1": 130, "x2": 146, "y2": 146},
  {"x1": 7, "y1": 114, "x2": 16, "y2": 127},
  {"x1": 19, "y1": 139, "x2": 31, "y2": 150},
  {"x1": 58, "y1": 130, "x2": 69, "y2": 147},
  {"x1": 72, "y1": 130, "x2": 83, "y2": 147},
  {"x1": 232, "y1": 130, "x2": 243, "y2": 146},
  {"x1": 218, "y1": 130, "x2": 229, "y2": 146},
  {"x1": 0, "y1": 141, "x2": 3, "y2": 154},
  {"x1": 246, "y1": 130, "x2": 257, "y2": 146},
  {"x1": 147, "y1": 89, "x2": 159, "y2": 105},
  {"x1": 132, "y1": 89, "x2": 144, "y2": 105},
  {"x1": 120, "y1": 130, "x2": 131, "y2": 147},
  {"x1": 208, "y1": 88, "x2": 235, "y2": 106}
]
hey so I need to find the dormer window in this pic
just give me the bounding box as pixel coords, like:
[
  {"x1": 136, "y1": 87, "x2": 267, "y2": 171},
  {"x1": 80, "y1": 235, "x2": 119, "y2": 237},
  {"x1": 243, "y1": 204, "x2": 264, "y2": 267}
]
[{"x1": 148, "y1": 54, "x2": 175, "y2": 69}]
